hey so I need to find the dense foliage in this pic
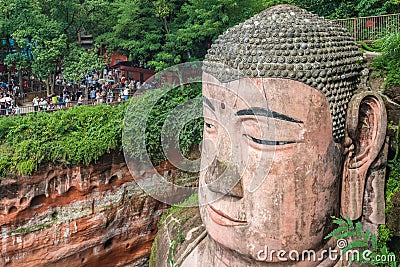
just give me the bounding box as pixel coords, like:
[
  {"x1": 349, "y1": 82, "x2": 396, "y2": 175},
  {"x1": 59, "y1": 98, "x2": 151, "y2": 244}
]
[
  {"x1": 380, "y1": 123, "x2": 400, "y2": 259},
  {"x1": 371, "y1": 32, "x2": 400, "y2": 89},
  {"x1": 123, "y1": 83, "x2": 203, "y2": 165},
  {"x1": 326, "y1": 217, "x2": 398, "y2": 266},
  {"x1": 2, "y1": 0, "x2": 399, "y2": 83},
  {"x1": 0, "y1": 103, "x2": 126, "y2": 176},
  {"x1": 0, "y1": 0, "x2": 112, "y2": 92},
  {"x1": 296, "y1": 0, "x2": 400, "y2": 19},
  {"x1": 0, "y1": 83, "x2": 203, "y2": 177}
]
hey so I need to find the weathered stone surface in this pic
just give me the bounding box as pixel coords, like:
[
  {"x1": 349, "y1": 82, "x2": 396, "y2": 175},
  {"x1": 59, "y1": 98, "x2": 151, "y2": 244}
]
[
  {"x1": 150, "y1": 206, "x2": 205, "y2": 267},
  {"x1": 163, "y1": 4, "x2": 389, "y2": 266},
  {"x1": 0, "y1": 152, "x2": 195, "y2": 266}
]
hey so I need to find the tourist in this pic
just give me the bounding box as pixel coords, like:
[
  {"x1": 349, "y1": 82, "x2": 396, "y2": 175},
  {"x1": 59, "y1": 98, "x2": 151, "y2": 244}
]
[
  {"x1": 90, "y1": 87, "x2": 97, "y2": 101},
  {"x1": 4, "y1": 94, "x2": 12, "y2": 115},
  {"x1": 77, "y1": 94, "x2": 83, "y2": 106},
  {"x1": 107, "y1": 89, "x2": 114, "y2": 103},
  {"x1": 51, "y1": 94, "x2": 58, "y2": 106},
  {"x1": 123, "y1": 86, "x2": 129, "y2": 101},
  {"x1": 65, "y1": 94, "x2": 72, "y2": 107},
  {"x1": 39, "y1": 98, "x2": 48, "y2": 111},
  {"x1": 13, "y1": 105, "x2": 20, "y2": 115},
  {"x1": 96, "y1": 91, "x2": 103, "y2": 104},
  {"x1": 0, "y1": 98, "x2": 5, "y2": 116},
  {"x1": 32, "y1": 95, "x2": 39, "y2": 112},
  {"x1": 57, "y1": 94, "x2": 65, "y2": 108}
]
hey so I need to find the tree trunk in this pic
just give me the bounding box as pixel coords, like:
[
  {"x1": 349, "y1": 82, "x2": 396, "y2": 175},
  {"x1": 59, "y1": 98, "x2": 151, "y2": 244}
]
[
  {"x1": 28, "y1": 74, "x2": 32, "y2": 92},
  {"x1": 18, "y1": 69, "x2": 24, "y2": 94},
  {"x1": 50, "y1": 74, "x2": 53, "y2": 95},
  {"x1": 7, "y1": 71, "x2": 11, "y2": 90},
  {"x1": 50, "y1": 72, "x2": 56, "y2": 95},
  {"x1": 45, "y1": 78, "x2": 50, "y2": 96}
]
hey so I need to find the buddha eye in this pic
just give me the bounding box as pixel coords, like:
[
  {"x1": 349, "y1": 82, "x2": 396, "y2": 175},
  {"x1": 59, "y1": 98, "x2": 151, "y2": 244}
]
[
  {"x1": 204, "y1": 122, "x2": 217, "y2": 134},
  {"x1": 205, "y1": 122, "x2": 216, "y2": 129},
  {"x1": 243, "y1": 134, "x2": 294, "y2": 145}
]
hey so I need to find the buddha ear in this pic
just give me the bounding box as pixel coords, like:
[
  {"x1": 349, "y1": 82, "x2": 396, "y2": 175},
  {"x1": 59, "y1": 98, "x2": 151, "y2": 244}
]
[{"x1": 340, "y1": 91, "x2": 387, "y2": 220}]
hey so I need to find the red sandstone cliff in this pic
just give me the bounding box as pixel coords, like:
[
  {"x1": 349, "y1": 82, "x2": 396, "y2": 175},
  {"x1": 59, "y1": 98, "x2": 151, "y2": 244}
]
[{"x1": 0, "y1": 152, "x2": 195, "y2": 266}]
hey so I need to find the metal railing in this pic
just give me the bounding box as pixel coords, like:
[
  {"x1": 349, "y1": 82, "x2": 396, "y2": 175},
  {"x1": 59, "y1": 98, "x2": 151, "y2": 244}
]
[
  {"x1": 0, "y1": 97, "x2": 132, "y2": 117},
  {"x1": 332, "y1": 13, "x2": 400, "y2": 42},
  {"x1": 0, "y1": 84, "x2": 156, "y2": 117}
]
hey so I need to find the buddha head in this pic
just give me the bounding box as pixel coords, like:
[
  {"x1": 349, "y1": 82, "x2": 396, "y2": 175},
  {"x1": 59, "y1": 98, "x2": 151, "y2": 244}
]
[{"x1": 199, "y1": 4, "x2": 387, "y2": 264}]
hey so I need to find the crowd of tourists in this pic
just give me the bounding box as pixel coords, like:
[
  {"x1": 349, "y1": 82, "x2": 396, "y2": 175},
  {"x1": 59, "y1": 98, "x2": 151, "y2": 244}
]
[
  {"x1": 0, "y1": 80, "x2": 22, "y2": 115},
  {"x1": 29, "y1": 76, "x2": 157, "y2": 113},
  {"x1": 0, "y1": 66, "x2": 159, "y2": 116}
]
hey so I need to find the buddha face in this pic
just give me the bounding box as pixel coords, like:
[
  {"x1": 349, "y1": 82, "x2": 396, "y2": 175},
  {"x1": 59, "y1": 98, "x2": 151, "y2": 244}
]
[{"x1": 199, "y1": 73, "x2": 343, "y2": 261}]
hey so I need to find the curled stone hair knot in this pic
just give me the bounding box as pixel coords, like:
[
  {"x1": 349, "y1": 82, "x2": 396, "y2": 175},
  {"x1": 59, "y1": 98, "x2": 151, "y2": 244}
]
[{"x1": 203, "y1": 4, "x2": 368, "y2": 142}]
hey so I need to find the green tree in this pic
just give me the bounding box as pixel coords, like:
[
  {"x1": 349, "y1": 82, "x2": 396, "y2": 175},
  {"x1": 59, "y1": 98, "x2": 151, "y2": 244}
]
[
  {"x1": 148, "y1": 0, "x2": 270, "y2": 70},
  {"x1": 292, "y1": 0, "x2": 400, "y2": 19},
  {"x1": 0, "y1": 0, "x2": 40, "y2": 92},
  {"x1": 31, "y1": 33, "x2": 67, "y2": 95},
  {"x1": 62, "y1": 45, "x2": 105, "y2": 83},
  {"x1": 355, "y1": 0, "x2": 400, "y2": 16},
  {"x1": 96, "y1": 0, "x2": 164, "y2": 63},
  {"x1": 0, "y1": 0, "x2": 111, "y2": 94}
]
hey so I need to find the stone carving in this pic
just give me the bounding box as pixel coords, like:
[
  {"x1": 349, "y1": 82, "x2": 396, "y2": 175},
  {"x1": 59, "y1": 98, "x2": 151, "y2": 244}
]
[
  {"x1": 178, "y1": 4, "x2": 387, "y2": 267},
  {"x1": 203, "y1": 4, "x2": 367, "y2": 142}
]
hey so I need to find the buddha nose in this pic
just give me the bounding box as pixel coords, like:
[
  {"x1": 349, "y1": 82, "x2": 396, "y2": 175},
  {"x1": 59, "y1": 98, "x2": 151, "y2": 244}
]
[{"x1": 205, "y1": 158, "x2": 243, "y2": 198}]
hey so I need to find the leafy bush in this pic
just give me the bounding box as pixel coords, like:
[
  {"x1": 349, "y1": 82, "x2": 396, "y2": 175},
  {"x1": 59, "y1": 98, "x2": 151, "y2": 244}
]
[
  {"x1": 0, "y1": 84, "x2": 204, "y2": 177},
  {"x1": 380, "y1": 121, "x2": 400, "y2": 259},
  {"x1": 123, "y1": 83, "x2": 203, "y2": 165},
  {"x1": 0, "y1": 103, "x2": 127, "y2": 177},
  {"x1": 357, "y1": 40, "x2": 384, "y2": 52},
  {"x1": 326, "y1": 217, "x2": 398, "y2": 266},
  {"x1": 371, "y1": 33, "x2": 400, "y2": 89}
]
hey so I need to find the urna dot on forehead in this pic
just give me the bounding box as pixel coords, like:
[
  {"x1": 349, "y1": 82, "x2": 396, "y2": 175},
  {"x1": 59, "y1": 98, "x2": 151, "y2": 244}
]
[{"x1": 203, "y1": 4, "x2": 367, "y2": 142}]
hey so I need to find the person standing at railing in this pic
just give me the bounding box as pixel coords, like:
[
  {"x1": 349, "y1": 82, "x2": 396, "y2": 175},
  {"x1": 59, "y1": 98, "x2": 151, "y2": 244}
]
[
  {"x1": 48, "y1": 101, "x2": 55, "y2": 110},
  {"x1": 76, "y1": 89, "x2": 83, "y2": 100},
  {"x1": 70, "y1": 91, "x2": 76, "y2": 103},
  {"x1": 96, "y1": 91, "x2": 102, "y2": 104},
  {"x1": 32, "y1": 96, "x2": 39, "y2": 112},
  {"x1": 39, "y1": 98, "x2": 48, "y2": 111},
  {"x1": 51, "y1": 94, "x2": 58, "y2": 106},
  {"x1": 13, "y1": 105, "x2": 20, "y2": 115},
  {"x1": 106, "y1": 89, "x2": 113, "y2": 103},
  {"x1": 57, "y1": 95, "x2": 65, "y2": 109},
  {"x1": 65, "y1": 94, "x2": 72, "y2": 107},
  {"x1": 3, "y1": 94, "x2": 12, "y2": 115},
  {"x1": 90, "y1": 87, "x2": 96, "y2": 102},
  {"x1": 77, "y1": 94, "x2": 83, "y2": 106},
  {"x1": 123, "y1": 86, "x2": 129, "y2": 101},
  {"x1": 0, "y1": 98, "x2": 5, "y2": 116}
]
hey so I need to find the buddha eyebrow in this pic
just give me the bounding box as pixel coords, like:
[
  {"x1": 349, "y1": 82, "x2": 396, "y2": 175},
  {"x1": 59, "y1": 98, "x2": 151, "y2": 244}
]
[
  {"x1": 202, "y1": 96, "x2": 215, "y2": 111},
  {"x1": 235, "y1": 107, "x2": 303, "y2": 123}
]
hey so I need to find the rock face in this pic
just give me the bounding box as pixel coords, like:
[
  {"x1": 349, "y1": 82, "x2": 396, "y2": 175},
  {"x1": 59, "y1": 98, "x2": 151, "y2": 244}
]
[
  {"x1": 150, "y1": 206, "x2": 205, "y2": 267},
  {"x1": 0, "y1": 152, "x2": 183, "y2": 266}
]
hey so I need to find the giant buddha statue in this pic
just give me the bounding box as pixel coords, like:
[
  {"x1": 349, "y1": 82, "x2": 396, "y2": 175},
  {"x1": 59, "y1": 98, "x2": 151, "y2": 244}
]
[{"x1": 155, "y1": 4, "x2": 387, "y2": 267}]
